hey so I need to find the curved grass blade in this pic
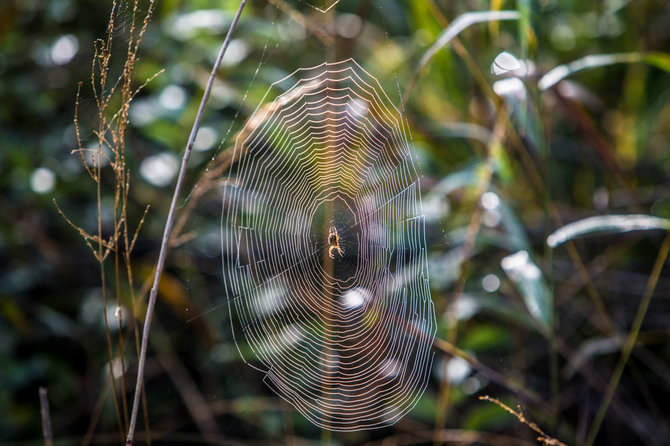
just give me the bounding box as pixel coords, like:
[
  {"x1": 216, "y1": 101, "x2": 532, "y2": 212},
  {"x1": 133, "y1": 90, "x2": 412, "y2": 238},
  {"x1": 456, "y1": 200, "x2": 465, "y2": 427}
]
[
  {"x1": 501, "y1": 250, "x2": 552, "y2": 333},
  {"x1": 547, "y1": 214, "x2": 670, "y2": 248},
  {"x1": 405, "y1": 10, "x2": 521, "y2": 101},
  {"x1": 539, "y1": 52, "x2": 670, "y2": 90}
]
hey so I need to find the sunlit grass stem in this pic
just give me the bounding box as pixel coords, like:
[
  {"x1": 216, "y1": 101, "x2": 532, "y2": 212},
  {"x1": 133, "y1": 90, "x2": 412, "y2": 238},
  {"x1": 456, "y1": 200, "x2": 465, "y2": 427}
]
[{"x1": 125, "y1": 1, "x2": 248, "y2": 443}]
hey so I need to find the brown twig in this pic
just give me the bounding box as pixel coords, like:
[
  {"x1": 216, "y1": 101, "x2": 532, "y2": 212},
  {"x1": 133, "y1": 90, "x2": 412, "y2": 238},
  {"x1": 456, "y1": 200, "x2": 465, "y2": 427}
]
[
  {"x1": 60, "y1": 0, "x2": 164, "y2": 441},
  {"x1": 479, "y1": 395, "x2": 568, "y2": 446},
  {"x1": 362, "y1": 428, "x2": 539, "y2": 446}
]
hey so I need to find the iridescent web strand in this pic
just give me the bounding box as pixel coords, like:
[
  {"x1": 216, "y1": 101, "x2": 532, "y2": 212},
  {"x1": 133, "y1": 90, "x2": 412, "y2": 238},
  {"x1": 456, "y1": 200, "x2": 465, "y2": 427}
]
[{"x1": 221, "y1": 59, "x2": 436, "y2": 431}]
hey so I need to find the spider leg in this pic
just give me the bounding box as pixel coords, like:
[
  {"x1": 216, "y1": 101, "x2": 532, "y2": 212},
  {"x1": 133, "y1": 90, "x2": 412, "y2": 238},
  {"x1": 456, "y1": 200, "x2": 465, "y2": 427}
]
[{"x1": 329, "y1": 246, "x2": 335, "y2": 259}]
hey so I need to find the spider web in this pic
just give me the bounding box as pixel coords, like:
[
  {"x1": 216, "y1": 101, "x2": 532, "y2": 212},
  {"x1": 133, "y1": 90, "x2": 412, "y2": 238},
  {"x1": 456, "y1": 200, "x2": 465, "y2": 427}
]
[{"x1": 220, "y1": 59, "x2": 435, "y2": 431}]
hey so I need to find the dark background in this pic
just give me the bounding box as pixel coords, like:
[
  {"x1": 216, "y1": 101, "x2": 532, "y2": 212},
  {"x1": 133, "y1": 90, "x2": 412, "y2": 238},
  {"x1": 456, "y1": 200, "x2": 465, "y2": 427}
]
[{"x1": 2, "y1": 0, "x2": 670, "y2": 444}]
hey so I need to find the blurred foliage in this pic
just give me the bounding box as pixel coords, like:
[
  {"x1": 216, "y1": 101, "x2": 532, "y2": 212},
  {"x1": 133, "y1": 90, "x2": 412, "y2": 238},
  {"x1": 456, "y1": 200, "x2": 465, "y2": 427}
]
[{"x1": 2, "y1": 0, "x2": 670, "y2": 445}]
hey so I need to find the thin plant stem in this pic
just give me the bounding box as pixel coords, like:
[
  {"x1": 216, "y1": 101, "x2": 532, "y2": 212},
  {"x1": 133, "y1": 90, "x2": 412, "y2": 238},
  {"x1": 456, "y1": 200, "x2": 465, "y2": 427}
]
[
  {"x1": 479, "y1": 396, "x2": 567, "y2": 446},
  {"x1": 97, "y1": 64, "x2": 125, "y2": 442},
  {"x1": 434, "y1": 120, "x2": 506, "y2": 445},
  {"x1": 82, "y1": 383, "x2": 109, "y2": 446},
  {"x1": 411, "y1": 0, "x2": 617, "y2": 338},
  {"x1": 433, "y1": 338, "x2": 551, "y2": 413},
  {"x1": 585, "y1": 231, "x2": 670, "y2": 446},
  {"x1": 39, "y1": 387, "x2": 54, "y2": 446},
  {"x1": 125, "y1": 1, "x2": 248, "y2": 443}
]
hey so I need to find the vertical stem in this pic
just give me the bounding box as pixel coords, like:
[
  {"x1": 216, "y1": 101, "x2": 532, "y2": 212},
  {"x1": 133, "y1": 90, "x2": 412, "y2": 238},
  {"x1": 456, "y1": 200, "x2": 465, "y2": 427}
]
[
  {"x1": 39, "y1": 387, "x2": 54, "y2": 446},
  {"x1": 585, "y1": 231, "x2": 670, "y2": 446},
  {"x1": 114, "y1": 168, "x2": 130, "y2": 433},
  {"x1": 98, "y1": 73, "x2": 125, "y2": 443},
  {"x1": 125, "y1": 1, "x2": 247, "y2": 443}
]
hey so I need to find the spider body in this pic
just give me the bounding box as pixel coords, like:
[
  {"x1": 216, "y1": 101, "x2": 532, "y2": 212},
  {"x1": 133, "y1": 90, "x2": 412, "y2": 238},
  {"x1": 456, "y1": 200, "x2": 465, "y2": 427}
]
[{"x1": 328, "y1": 226, "x2": 344, "y2": 259}]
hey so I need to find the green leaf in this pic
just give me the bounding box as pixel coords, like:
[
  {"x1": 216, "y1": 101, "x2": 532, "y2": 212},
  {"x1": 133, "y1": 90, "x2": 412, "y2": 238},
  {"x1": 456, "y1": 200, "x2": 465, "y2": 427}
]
[
  {"x1": 501, "y1": 250, "x2": 552, "y2": 332},
  {"x1": 461, "y1": 324, "x2": 511, "y2": 352},
  {"x1": 645, "y1": 52, "x2": 670, "y2": 73}
]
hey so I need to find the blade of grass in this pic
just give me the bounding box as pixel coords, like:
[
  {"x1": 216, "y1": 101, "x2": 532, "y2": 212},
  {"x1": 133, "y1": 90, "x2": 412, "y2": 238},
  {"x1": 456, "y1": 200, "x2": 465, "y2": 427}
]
[
  {"x1": 553, "y1": 335, "x2": 659, "y2": 445},
  {"x1": 453, "y1": 24, "x2": 618, "y2": 335},
  {"x1": 546, "y1": 214, "x2": 670, "y2": 248},
  {"x1": 410, "y1": 3, "x2": 656, "y2": 440},
  {"x1": 488, "y1": 0, "x2": 504, "y2": 37},
  {"x1": 516, "y1": 0, "x2": 530, "y2": 63},
  {"x1": 501, "y1": 250, "x2": 552, "y2": 333},
  {"x1": 434, "y1": 120, "x2": 506, "y2": 444},
  {"x1": 585, "y1": 231, "x2": 670, "y2": 446},
  {"x1": 404, "y1": 10, "x2": 521, "y2": 103},
  {"x1": 551, "y1": 89, "x2": 631, "y2": 189},
  {"x1": 125, "y1": 1, "x2": 247, "y2": 443},
  {"x1": 416, "y1": 4, "x2": 615, "y2": 337},
  {"x1": 539, "y1": 52, "x2": 670, "y2": 90},
  {"x1": 516, "y1": 0, "x2": 531, "y2": 132}
]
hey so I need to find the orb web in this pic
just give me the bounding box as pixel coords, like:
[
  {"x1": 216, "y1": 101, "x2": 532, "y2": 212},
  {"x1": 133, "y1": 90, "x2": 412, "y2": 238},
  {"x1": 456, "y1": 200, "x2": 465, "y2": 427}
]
[{"x1": 221, "y1": 59, "x2": 436, "y2": 431}]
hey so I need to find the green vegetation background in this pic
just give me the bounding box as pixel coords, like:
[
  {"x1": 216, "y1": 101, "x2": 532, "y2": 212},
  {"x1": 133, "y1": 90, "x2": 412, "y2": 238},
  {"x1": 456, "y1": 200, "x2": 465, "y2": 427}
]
[{"x1": 2, "y1": 0, "x2": 670, "y2": 445}]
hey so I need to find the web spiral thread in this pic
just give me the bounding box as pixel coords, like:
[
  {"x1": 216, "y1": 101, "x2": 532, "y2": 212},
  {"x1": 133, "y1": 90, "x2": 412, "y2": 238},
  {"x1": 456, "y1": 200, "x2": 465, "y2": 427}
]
[{"x1": 221, "y1": 59, "x2": 436, "y2": 431}]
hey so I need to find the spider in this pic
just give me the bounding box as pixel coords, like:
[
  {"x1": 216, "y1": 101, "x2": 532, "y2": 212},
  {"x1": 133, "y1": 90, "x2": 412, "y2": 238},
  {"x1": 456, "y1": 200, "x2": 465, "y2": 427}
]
[{"x1": 328, "y1": 225, "x2": 344, "y2": 259}]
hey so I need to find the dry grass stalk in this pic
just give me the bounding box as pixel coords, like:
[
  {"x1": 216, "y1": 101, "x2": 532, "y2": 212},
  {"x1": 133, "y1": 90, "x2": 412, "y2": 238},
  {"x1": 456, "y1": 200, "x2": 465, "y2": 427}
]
[
  {"x1": 479, "y1": 396, "x2": 568, "y2": 446},
  {"x1": 56, "y1": 0, "x2": 158, "y2": 442}
]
